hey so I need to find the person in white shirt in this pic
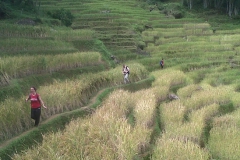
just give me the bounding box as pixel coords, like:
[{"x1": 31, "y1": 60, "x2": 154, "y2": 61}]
[{"x1": 122, "y1": 64, "x2": 130, "y2": 84}]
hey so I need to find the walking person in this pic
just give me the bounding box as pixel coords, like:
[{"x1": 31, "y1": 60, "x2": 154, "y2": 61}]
[
  {"x1": 122, "y1": 64, "x2": 130, "y2": 84},
  {"x1": 160, "y1": 58, "x2": 164, "y2": 69},
  {"x1": 25, "y1": 87, "x2": 47, "y2": 127}
]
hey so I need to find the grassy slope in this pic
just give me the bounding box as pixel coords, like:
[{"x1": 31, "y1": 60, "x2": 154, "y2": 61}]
[{"x1": 1, "y1": 0, "x2": 240, "y2": 159}]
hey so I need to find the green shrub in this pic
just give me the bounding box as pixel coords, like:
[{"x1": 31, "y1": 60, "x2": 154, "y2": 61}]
[
  {"x1": 49, "y1": 8, "x2": 74, "y2": 27},
  {"x1": 161, "y1": 3, "x2": 185, "y2": 19},
  {"x1": 0, "y1": 1, "x2": 11, "y2": 19}
]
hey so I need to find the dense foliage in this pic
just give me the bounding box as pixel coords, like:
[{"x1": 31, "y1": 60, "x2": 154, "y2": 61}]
[
  {"x1": 0, "y1": 0, "x2": 36, "y2": 18},
  {"x1": 182, "y1": 0, "x2": 240, "y2": 17},
  {"x1": 149, "y1": 0, "x2": 240, "y2": 17},
  {"x1": 48, "y1": 8, "x2": 74, "y2": 27}
]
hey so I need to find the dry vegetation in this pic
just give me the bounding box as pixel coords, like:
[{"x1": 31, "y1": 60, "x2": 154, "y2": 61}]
[{"x1": 2, "y1": 0, "x2": 240, "y2": 159}]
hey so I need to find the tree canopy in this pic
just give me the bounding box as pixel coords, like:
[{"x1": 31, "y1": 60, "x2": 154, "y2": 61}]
[
  {"x1": 0, "y1": 0, "x2": 36, "y2": 18},
  {"x1": 182, "y1": 0, "x2": 240, "y2": 17}
]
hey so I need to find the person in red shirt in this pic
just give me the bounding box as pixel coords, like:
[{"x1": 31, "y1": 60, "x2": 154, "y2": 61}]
[{"x1": 25, "y1": 87, "x2": 47, "y2": 126}]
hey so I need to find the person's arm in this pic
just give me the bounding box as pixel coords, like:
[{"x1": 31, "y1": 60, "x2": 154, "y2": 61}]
[
  {"x1": 38, "y1": 95, "x2": 47, "y2": 109},
  {"x1": 25, "y1": 95, "x2": 30, "y2": 102}
]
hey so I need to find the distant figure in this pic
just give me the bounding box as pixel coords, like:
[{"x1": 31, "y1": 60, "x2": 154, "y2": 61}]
[
  {"x1": 25, "y1": 87, "x2": 47, "y2": 127},
  {"x1": 122, "y1": 65, "x2": 130, "y2": 84},
  {"x1": 160, "y1": 58, "x2": 164, "y2": 69}
]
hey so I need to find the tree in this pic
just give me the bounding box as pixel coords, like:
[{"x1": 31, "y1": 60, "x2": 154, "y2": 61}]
[
  {"x1": 203, "y1": 0, "x2": 214, "y2": 9},
  {"x1": 225, "y1": 0, "x2": 240, "y2": 17},
  {"x1": 214, "y1": 0, "x2": 224, "y2": 9},
  {"x1": 51, "y1": 8, "x2": 74, "y2": 27},
  {"x1": 186, "y1": 0, "x2": 193, "y2": 9}
]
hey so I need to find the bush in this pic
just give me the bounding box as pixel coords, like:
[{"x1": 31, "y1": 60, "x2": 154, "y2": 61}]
[
  {"x1": 133, "y1": 24, "x2": 144, "y2": 33},
  {"x1": 161, "y1": 3, "x2": 185, "y2": 19},
  {"x1": 137, "y1": 41, "x2": 146, "y2": 50},
  {"x1": 49, "y1": 8, "x2": 74, "y2": 27},
  {"x1": 0, "y1": 1, "x2": 9, "y2": 19}
]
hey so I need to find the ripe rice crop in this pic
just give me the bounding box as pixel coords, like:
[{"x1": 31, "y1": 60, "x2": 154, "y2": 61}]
[
  {"x1": 133, "y1": 89, "x2": 156, "y2": 128},
  {"x1": 177, "y1": 84, "x2": 203, "y2": 99},
  {"x1": 157, "y1": 42, "x2": 233, "y2": 52},
  {"x1": 151, "y1": 69, "x2": 187, "y2": 102},
  {"x1": 160, "y1": 100, "x2": 219, "y2": 145},
  {"x1": 13, "y1": 88, "x2": 158, "y2": 159},
  {"x1": 0, "y1": 63, "x2": 148, "y2": 142},
  {"x1": 0, "y1": 24, "x2": 49, "y2": 38},
  {"x1": 183, "y1": 86, "x2": 232, "y2": 113},
  {"x1": 0, "y1": 52, "x2": 102, "y2": 85},
  {"x1": 0, "y1": 23, "x2": 95, "y2": 41},
  {"x1": 208, "y1": 108, "x2": 240, "y2": 159},
  {"x1": 151, "y1": 135, "x2": 210, "y2": 160},
  {"x1": 209, "y1": 34, "x2": 240, "y2": 46},
  {"x1": 155, "y1": 102, "x2": 218, "y2": 159},
  {"x1": 0, "y1": 38, "x2": 77, "y2": 55},
  {"x1": 183, "y1": 23, "x2": 211, "y2": 30},
  {"x1": 155, "y1": 37, "x2": 185, "y2": 46},
  {"x1": 160, "y1": 101, "x2": 185, "y2": 131},
  {"x1": 216, "y1": 28, "x2": 240, "y2": 34},
  {"x1": 151, "y1": 69, "x2": 187, "y2": 88},
  {"x1": 51, "y1": 29, "x2": 95, "y2": 41}
]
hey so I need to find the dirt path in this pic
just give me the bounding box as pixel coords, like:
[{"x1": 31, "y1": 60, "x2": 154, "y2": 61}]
[{"x1": 0, "y1": 89, "x2": 105, "y2": 149}]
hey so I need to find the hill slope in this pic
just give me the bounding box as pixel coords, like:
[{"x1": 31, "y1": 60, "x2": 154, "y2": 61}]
[{"x1": 2, "y1": 0, "x2": 240, "y2": 159}]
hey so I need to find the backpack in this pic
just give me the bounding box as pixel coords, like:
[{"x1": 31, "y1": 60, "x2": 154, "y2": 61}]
[
  {"x1": 160, "y1": 60, "x2": 164, "y2": 65},
  {"x1": 126, "y1": 66, "x2": 130, "y2": 74}
]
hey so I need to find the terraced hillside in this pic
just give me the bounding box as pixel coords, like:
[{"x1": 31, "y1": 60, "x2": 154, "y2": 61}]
[
  {"x1": 40, "y1": 0, "x2": 165, "y2": 59},
  {"x1": 1, "y1": 0, "x2": 240, "y2": 159}
]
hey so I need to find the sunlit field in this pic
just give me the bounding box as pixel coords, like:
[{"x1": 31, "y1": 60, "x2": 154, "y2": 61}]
[{"x1": 2, "y1": 0, "x2": 240, "y2": 159}]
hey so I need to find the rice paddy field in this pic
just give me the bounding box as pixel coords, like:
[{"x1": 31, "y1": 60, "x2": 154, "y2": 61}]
[{"x1": 1, "y1": 0, "x2": 240, "y2": 159}]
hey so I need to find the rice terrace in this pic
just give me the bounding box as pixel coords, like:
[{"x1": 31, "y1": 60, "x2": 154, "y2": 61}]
[{"x1": 1, "y1": 0, "x2": 240, "y2": 159}]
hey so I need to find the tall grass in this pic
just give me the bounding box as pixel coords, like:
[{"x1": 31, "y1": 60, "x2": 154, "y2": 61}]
[
  {"x1": 160, "y1": 100, "x2": 185, "y2": 132},
  {"x1": 133, "y1": 89, "x2": 156, "y2": 128},
  {"x1": 0, "y1": 63, "x2": 148, "y2": 142},
  {"x1": 208, "y1": 108, "x2": 240, "y2": 159},
  {"x1": 210, "y1": 34, "x2": 240, "y2": 46},
  {"x1": 151, "y1": 69, "x2": 188, "y2": 102},
  {"x1": 181, "y1": 86, "x2": 232, "y2": 125},
  {"x1": 0, "y1": 38, "x2": 77, "y2": 55},
  {"x1": 153, "y1": 100, "x2": 218, "y2": 159},
  {"x1": 0, "y1": 24, "x2": 49, "y2": 38},
  {"x1": 156, "y1": 42, "x2": 233, "y2": 52},
  {"x1": 151, "y1": 135, "x2": 210, "y2": 160},
  {"x1": 0, "y1": 24, "x2": 95, "y2": 41},
  {"x1": 13, "y1": 90, "x2": 134, "y2": 160},
  {"x1": 13, "y1": 88, "x2": 158, "y2": 159},
  {"x1": 0, "y1": 52, "x2": 102, "y2": 85},
  {"x1": 51, "y1": 29, "x2": 95, "y2": 41},
  {"x1": 177, "y1": 84, "x2": 203, "y2": 99}
]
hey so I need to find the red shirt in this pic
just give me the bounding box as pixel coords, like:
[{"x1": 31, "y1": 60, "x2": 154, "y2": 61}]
[{"x1": 29, "y1": 94, "x2": 41, "y2": 108}]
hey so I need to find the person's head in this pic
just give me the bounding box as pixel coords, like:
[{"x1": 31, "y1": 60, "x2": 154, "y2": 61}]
[
  {"x1": 123, "y1": 64, "x2": 126, "y2": 68},
  {"x1": 30, "y1": 87, "x2": 37, "y2": 94}
]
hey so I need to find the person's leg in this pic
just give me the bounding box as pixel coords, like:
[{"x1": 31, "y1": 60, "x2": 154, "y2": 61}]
[
  {"x1": 34, "y1": 108, "x2": 41, "y2": 126},
  {"x1": 124, "y1": 74, "x2": 127, "y2": 83},
  {"x1": 31, "y1": 108, "x2": 35, "y2": 120},
  {"x1": 125, "y1": 74, "x2": 130, "y2": 83}
]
